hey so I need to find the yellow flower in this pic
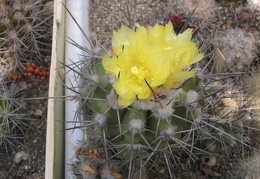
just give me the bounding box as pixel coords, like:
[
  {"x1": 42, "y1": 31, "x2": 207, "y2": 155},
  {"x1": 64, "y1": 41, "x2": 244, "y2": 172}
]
[{"x1": 102, "y1": 22, "x2": 203, "y2": 108}]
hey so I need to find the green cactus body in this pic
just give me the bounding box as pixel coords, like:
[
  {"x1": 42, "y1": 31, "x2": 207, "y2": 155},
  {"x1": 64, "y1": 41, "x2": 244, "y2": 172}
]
[
  {"x1": 121, "y1": 108, "x2": 147, "y2": 144},
  {"x1": 81, "y1": 86, "x2": 126, "y2": 140},
  {"x1": 171, "y1": 106, "x2": 194, "y2": 131},
  {"x1": 182, "y1": 77, "x2": 201, "y2": 93},
  {"x1": 145, "y1": 115, "x2": 177, "y2": 148},
  {"x1": 203, "y1": 138, "x2": 218, "y2": 153},
  {"x1": 94, "y1": 62, "x2": 112, "y2": 91}
]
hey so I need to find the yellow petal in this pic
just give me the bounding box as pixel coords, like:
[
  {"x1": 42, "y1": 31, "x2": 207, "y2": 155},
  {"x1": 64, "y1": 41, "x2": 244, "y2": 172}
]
[
  {"x1": 177, "y1": 28, "x2": 193, "y2": 42},
  {"x1": 118, "y1": 96, "x2": 136, "y2": 108},
  {"x1": 102, "y1": 54, "x2": 120, "y2": 76},
  {"x1": 113, "y1": 79, "x2": 135, "y2": 99},
  {"x1": 112, "y1": 25, "x2": 132, "y2": 47},
  {"x1": 135, "y1": 82, "x2": 151, "y2": 99},
  {"x1": 164, "y1": 71, "x2": 196, "y2": 89}
]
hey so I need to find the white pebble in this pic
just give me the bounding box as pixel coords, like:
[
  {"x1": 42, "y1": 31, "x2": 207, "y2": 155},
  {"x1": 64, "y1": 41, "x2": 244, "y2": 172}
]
[{"x1": 14, "y1": 151, "x2": 29, "y2": 164}]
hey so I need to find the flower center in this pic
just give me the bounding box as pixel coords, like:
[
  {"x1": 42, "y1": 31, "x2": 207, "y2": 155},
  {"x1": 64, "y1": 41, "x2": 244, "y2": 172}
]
[{"x1": 131, "y1": 66, "x2": 139, "y2": 75}]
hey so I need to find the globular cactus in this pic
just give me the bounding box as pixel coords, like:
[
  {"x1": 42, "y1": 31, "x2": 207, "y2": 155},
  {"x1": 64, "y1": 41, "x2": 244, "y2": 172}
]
[
  {"x1": 213, "y1": 28, "x2": 256, "y2": 71},
  {"x1": 242, "y1": 73, "x2": 260, "y2": 117},
  {"x1": 247, "y1": 0, "x2": 260, "y2": 28},
  {"x1": 235, "y1": 6, "x2": 255, "y2": 28},
  {"x1": 68, "y1": 18, "x2": 253, "y2": 178},
  {"x1": 0, "y1": 81, "x2": 28, "y2": 155},
  {"x1": 0, "y1": 0, "x2": 53, "y2": 153},
  {"x1": 0, "y1": 0, "x2": 53, "y2": 77}
]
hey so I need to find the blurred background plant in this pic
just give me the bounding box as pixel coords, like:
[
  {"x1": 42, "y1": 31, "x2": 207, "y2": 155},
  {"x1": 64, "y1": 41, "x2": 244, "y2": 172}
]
[
  {"x1": 0, "y1": 0, "x2": 53, "y2": 158},
  {"x1": 0, "y1": 81, "x2": 28, "y2": 156},
  {"x1": 0, "y1": 0, "x2": 53, "y2": 80}
]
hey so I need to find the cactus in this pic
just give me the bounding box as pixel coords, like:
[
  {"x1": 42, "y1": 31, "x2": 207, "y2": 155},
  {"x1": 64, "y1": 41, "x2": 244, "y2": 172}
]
[
  {"x1": 66, "y1": 1, "x2": 260, "y2": 178},
  {"x1": 0, "y1": 0, "x2": 52, "y2": 156},
  {"x1": 67, "y1": 20, "x2": 256, "y2": 178},
  {"x1": 242, "y1": 73, "x2": 260, "y2": 117},
  {"x1": 0, "y1": 81, "x2": 28, "y2": 155},
  {"x1": 213, "y1": 28, "x2": 256, "y2": 71},
  {"x1": 0, "y1": 0, "x2": 53, "y2": 77},
  {"x1": 235, "y1": 6, "x2": 255, "y2": 28}
]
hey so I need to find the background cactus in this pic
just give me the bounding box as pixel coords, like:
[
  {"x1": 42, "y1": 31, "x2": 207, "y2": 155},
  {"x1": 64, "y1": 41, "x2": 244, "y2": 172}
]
[
  {"x1": 213, "y1": 28, "x2": 256, "y2": 71},
  {"x1": 0, "y1": 0, "x2": 53, "y2": 78},
  {"x1": 0, "y1": 0, "x2": 52, "y2": 157},
  {"x1": 0, "y1": 81, "x2": 28, "y2": 155},
  {"x1": 0, "y1": 0, "x2": 52, "y2": 178}
]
